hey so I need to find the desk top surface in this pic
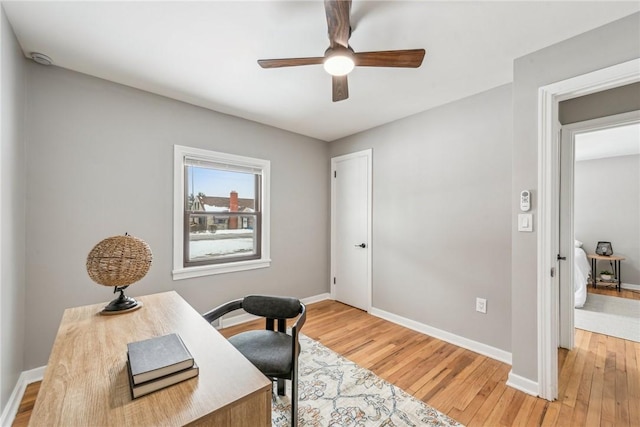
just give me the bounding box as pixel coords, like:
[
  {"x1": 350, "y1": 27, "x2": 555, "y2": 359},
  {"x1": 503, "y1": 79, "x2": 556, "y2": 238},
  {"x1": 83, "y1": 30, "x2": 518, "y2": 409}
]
[{"x1": 29, "y1": 291, "x2": 271, "y2": 426}]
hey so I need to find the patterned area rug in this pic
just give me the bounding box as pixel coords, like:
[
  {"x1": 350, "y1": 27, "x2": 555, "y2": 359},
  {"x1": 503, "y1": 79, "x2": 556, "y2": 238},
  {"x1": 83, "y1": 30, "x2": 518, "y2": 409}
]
[
  {"x1": 575, "y1": 293, "x2": 640, "y2": 342},
  {"x1": 272, "y1": 334, "x2": 463, "y2": 426}
]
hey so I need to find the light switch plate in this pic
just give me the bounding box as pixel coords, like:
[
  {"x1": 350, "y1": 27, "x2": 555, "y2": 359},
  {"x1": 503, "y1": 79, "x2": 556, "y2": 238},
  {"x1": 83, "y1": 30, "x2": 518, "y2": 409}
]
[
  {"x1": 476, "y1": 298, "x2": 487, "y2": 314},
  {"x1": 518, "y1": 214, "x2": 533, "y2": 232}
]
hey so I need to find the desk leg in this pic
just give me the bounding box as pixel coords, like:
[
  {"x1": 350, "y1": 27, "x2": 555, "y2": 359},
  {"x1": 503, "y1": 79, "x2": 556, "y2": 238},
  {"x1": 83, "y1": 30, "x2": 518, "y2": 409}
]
[
  {"x1": 615, "y1": 260, "x2": 621, "y2": 292},
  {"x1": 591, "y1": 258, "x2": 597, "y2": 288}
]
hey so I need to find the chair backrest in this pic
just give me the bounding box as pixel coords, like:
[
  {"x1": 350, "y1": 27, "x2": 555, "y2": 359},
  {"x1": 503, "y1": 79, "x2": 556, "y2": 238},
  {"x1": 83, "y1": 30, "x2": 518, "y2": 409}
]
[
  {"x1": 242, "y1": 295, "x2": 305, "y2": 337},
  {"x1": 243, "y1": 295, "x2": 301, "y2": 319}
]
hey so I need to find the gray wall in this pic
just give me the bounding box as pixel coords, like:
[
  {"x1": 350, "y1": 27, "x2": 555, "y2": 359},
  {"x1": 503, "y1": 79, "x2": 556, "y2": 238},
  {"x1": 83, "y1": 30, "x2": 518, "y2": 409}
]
[
  {"x1": 560, "y1": 82, "x2": 640, "y2": 125},
  {"x1": 511, "y1": 13, "x2": 640, "y2": 381},
  {"x1": 330, "y1": 84, "x2": 513, "y2": 352},
  {"x1": 575, "y1": 155, "x2": 640, "y2": 285},
  {"x1": 0, "y1": 7, "x2": 27, "y2": 412},
  {"x1": 23, "y1": 64, "x2": 330, "y2": 369}
]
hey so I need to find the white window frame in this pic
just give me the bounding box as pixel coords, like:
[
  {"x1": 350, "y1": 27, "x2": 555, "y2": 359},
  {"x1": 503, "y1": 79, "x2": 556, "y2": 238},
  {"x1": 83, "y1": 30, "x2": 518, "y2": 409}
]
[{"x1": 173, "y1": 145, "x2": 271, "y2": 280}]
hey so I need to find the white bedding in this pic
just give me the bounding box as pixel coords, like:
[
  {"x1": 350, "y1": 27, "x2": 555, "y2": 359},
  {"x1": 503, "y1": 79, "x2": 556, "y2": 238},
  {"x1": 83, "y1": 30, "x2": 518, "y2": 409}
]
[{"x1": 574, "y1": 247, "x2": 591, "y2": 308}]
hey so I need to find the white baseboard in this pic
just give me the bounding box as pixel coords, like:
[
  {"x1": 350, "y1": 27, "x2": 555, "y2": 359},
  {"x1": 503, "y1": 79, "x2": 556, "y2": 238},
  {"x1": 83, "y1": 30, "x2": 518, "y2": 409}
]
[
  {"x1": 222, "y1": 297, "x2": 514, "y2": 368},
  {"x1": 0, "y1": 366, "x2": 46, "y2": 426},
  {"x1": 369, "y1": 307, "x2": 512, "y2": 365},
  {"x1": 300, "y1": 293, "x2": 332, "y2": 305},
  {"x1": 621, "y1": 283, "x2": 640, "y2": 291},
  {"x1": 506, "y1": 371, "x2": 539, "y2": 397},
  {"x1": 219, "y1": 312, "x2": 260, "y2": 328},
  {"x1": 220, "y1": 292, "x2": 331, "y2": 328}
]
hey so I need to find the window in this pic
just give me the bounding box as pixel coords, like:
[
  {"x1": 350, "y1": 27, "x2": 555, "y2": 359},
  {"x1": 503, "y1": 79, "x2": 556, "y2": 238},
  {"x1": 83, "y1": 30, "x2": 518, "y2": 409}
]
[{"x1": 173, "y1": 145, "x2": 270, "y2": 279}]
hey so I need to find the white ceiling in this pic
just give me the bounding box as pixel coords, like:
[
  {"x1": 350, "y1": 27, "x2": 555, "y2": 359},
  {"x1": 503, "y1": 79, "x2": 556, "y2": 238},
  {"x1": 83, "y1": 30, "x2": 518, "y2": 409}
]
[
  {"x1": 4, "y1": 1, "x2": 640, "y2": 142},
  {"x1": 575, "y1": 122, "x2": 640, "y2": 162}
]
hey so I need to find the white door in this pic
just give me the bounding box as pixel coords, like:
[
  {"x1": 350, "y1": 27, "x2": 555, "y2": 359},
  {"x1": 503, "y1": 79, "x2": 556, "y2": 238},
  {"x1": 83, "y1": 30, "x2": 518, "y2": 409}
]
[
  {"x1": 331, "y1": 149, "x2": 372, "y2": 311},
  {"x1": 558, "y1": 126, "x2": 575, "y2": 349}
]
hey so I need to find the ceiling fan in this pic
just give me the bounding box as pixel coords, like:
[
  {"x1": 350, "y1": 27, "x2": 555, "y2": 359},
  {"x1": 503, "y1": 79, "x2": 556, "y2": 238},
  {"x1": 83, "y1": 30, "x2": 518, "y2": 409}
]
[{"x1": 257, "y1": 0, "x2": 426, "y2": 102}]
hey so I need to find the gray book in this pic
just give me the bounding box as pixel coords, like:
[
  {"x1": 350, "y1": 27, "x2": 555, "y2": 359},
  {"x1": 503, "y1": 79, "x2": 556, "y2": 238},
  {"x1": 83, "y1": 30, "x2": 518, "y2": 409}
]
[
  {"x1": 127, "y1": 360, "x2": 199, "y2": 399},
  {"x1": 127, "y1": 333, "x2": 194, "y2": 385}
]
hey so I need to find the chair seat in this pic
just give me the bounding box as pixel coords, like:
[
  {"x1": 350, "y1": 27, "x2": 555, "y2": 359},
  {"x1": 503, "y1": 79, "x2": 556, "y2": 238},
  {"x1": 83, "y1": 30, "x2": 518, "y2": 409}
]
[{"x1": 229, "y1": 330, "x2": 293, "y2": 378}]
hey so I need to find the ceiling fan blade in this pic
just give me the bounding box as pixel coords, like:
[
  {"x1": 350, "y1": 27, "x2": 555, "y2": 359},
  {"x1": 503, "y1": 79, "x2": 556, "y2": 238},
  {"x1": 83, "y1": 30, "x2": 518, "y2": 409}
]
[
  {"x1": 332, "y1": 75, "x2": 349, "y2": 102},
  {"x1": 354, "y1": 49, "x2": 426, "y2": 68},
  {"x1": 325, "y1": 0, "x2": 351, "y2": 48},
  {"x1": 257, "y1": 57, "x2": 324, "y2": 69}
]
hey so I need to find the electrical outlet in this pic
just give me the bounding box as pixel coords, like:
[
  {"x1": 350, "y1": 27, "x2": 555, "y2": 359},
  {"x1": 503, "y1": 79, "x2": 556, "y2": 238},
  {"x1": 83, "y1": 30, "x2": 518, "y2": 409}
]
[{"x1": 476, "y1": 298, "x2": 487, "y2": 314}]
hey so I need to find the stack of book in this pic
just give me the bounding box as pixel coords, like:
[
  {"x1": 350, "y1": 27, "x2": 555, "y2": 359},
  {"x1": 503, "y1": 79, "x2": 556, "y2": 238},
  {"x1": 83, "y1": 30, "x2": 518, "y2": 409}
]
[{"x1": 126, "y1": 333, "x2": 199, "y2": 399}]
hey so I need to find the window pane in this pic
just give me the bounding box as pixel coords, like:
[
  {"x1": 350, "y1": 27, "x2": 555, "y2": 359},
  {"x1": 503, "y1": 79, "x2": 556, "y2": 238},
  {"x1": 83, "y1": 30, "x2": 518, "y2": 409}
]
[
  {"x1": 185, "y1": 163, "x2": 261, "y2": 266},
  {"x1": 187, "y1": 214, "x2": 259, "y2": 262},
  {"x1": 186, "y1": 166, "x2": 256, "y2": 212}
]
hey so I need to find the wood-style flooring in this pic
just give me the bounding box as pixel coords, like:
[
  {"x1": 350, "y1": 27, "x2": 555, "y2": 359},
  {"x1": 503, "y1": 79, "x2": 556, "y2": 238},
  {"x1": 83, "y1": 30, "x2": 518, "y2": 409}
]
[
  {"x1": 13, "y1": 299, "x2": 640, "y2": 426},
  {"x1": 587, "y1": 284, "x2": 640, "y2": 300}
]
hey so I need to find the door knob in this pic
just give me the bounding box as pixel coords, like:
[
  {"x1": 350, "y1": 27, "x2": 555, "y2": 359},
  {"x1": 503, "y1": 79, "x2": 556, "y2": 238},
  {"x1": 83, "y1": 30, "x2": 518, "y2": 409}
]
[{"x1": 355, "y1": 243, "x2": 366, "y2": 248}]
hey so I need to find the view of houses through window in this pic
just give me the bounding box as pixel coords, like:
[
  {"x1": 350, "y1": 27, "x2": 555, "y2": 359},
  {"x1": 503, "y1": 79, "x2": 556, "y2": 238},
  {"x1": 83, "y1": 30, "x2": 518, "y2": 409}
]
[{"x1": 185, "y1": 164, "x2": 261, "y2": 265}]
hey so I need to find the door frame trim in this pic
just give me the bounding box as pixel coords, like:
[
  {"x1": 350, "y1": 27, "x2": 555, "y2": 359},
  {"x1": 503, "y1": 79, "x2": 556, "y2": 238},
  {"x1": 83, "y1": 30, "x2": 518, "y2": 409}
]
[
  {"x1": 537, "y1": 58, "x2": 640, "y2": 401},
  {"x1": 330, "y1": 149, "x2": 373, "y2": 311}
]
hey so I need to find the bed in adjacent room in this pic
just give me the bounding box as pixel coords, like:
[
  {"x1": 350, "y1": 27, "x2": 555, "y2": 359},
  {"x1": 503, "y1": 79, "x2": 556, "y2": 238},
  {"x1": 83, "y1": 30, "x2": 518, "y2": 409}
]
[{"x1": 574, "y1": 240, "x2": 591, "y2": 308}]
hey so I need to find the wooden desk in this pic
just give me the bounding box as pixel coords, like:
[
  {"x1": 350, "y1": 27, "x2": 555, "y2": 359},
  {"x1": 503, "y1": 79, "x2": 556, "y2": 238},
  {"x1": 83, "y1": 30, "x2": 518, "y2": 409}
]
[
  {"x1": 29, "y1": 291, "x2": 271, "y2": 426},
  {"x1": 587, "y1": 253, "x2": 625, "y2": 292}
]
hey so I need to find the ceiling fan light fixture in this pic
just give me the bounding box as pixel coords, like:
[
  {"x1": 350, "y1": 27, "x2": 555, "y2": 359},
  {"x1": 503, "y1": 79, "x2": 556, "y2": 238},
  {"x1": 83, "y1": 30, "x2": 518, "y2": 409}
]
[{"x1": 323, "y1": 49, "x2": 354, "y2": 76}]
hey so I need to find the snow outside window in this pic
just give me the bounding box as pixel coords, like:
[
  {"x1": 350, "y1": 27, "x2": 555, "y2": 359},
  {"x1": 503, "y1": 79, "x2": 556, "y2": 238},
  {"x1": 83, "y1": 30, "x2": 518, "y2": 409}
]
[{"x1": 173, "y1": 145, "x2": 271, "y2": 280}]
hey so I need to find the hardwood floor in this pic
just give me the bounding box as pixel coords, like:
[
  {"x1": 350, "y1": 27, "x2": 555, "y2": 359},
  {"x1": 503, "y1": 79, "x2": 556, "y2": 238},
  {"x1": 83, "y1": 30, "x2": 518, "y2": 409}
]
[
  {"x1": 11, "y1": 382, "x2": 38, "y2": 427},
  {"x1": 587, "y1": 284, "x2": 640, "y2": 300},
  {"x1": 13, "y1": 300, "x2": 640, "y2": 426}
]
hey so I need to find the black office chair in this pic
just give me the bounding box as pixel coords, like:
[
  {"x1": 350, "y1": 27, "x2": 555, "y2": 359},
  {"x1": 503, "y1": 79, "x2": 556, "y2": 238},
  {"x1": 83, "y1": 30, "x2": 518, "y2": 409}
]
[{"x1": 203, "y1": 295, "x2": 306, "y2": 427}]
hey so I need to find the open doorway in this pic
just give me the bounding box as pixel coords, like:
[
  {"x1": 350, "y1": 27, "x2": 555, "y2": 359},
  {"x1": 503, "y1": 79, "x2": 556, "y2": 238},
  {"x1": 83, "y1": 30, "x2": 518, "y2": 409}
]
[
  {"x1": 537, "y1": 58, "x2": 640, "y2": 401},
  {"x1": 556, "y1": 113, "x2": 640, "y2": 350},
  {"x1": 564, "y1": 117, "x2": 640, "y2": 343}
]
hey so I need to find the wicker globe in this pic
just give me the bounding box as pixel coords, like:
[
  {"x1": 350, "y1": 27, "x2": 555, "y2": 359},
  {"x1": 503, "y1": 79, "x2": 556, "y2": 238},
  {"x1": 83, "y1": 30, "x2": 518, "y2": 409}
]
[{"x1": 86, "y1": 234, "x2": 152, "y2": 287}]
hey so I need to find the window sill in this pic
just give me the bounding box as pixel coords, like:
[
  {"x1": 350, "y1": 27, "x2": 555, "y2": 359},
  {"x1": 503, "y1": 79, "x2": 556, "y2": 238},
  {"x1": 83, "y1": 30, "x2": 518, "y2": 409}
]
[{"x1": 172, "y1": 259, "x2": 271, "y2": 280}]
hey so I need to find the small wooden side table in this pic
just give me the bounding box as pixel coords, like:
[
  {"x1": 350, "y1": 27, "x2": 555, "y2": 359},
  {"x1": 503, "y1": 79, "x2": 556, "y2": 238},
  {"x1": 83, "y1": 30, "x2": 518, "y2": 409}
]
[{"x1": 587, "y1": 253, "x2": 625, "y2": 292}]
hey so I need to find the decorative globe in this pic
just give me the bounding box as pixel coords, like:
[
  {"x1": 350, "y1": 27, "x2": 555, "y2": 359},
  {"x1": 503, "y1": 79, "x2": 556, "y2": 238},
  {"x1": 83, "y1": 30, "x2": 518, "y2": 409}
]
[{"x1": 86, "y1": 234, "x2": 152, "y2": 287}]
